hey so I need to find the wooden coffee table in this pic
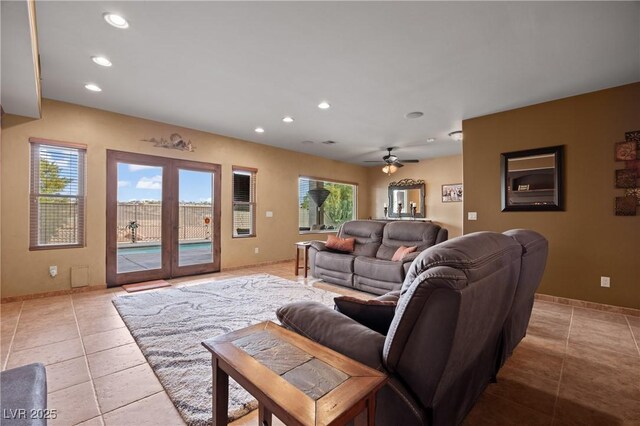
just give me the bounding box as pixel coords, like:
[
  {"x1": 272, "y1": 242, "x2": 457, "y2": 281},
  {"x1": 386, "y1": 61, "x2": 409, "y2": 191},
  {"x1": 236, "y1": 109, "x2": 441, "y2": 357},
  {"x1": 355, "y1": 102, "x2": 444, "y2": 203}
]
[{"x1": 202, "y1": 321, "x2": 387, "y2": 426}]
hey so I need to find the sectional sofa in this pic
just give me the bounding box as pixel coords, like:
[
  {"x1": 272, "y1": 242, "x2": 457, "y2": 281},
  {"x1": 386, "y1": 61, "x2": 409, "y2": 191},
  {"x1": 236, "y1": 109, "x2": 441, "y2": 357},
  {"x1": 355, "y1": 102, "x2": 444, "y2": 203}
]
[{"x1": 309, "y1": 220, "x2": 448, "y2": 295}]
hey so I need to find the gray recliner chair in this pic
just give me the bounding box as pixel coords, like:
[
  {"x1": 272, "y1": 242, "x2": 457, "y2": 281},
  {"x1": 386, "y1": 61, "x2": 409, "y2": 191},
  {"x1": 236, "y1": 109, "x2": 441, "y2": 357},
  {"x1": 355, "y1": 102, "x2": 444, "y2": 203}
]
[
  {"x1": 0, "y1": 363, "x2": 47, "y2": 426},
  {"x1": 495, "y1": 229, "x2": 549, "y2": 374},
  {"x1": 278, "y1": 231, "x2": 530, "y2": 425}
]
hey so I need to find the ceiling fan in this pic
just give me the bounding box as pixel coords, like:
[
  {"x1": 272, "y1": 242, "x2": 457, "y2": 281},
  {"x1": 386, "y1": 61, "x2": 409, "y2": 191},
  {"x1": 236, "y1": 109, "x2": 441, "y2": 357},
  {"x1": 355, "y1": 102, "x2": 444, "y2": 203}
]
[{"x1": 364, "y1": 147, "x2": 419, "y2": 174}]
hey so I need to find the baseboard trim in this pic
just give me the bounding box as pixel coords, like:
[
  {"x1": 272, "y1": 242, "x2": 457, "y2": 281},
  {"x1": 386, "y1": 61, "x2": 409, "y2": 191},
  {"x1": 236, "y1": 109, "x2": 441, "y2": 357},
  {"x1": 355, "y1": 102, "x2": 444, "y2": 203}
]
[
  {"x1": 535, "y1": 293, "x2": 640, "y2": 317},
  {"x1": 1, "y1": 259, "x2": 297, "y2": 304},
  {"x1": 1, "y1": 284, "x2": 109, "y2": 304}
]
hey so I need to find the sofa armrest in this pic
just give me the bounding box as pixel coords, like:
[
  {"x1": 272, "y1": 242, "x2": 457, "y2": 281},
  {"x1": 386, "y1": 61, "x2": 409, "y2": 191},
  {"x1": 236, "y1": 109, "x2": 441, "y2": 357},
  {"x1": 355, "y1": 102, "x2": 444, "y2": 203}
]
[
  {"x1": 309, "y1": 240, "x2": 329, "y2": 252},
  {"x1": 436, "y1": 227, "x2": 448, "y2": 244},
  {"x1": 375, "y1": 290, "x2": 401, "y2": 303},
  {"x1": 276, "y1": 301, "x2": 386, "y2": 370},
  {"x1": 401, "y1": 252, "x2": 421, "y2": 264}
]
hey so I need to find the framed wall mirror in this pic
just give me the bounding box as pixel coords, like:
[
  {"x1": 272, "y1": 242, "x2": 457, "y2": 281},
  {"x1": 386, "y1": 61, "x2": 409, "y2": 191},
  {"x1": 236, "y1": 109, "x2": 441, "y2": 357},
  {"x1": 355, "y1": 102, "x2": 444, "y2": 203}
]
[
  {"x1": 388, "y1": 179, "x2": 426, "y2": 218},
  {"x1": 501, "y1": 145, "x2": 564, "y2": 211}
]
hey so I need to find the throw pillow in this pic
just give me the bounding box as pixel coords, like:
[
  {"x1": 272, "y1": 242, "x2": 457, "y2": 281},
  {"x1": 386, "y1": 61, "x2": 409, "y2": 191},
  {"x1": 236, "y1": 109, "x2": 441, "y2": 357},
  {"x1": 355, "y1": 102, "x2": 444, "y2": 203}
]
[
  {"x1": 326, "y1": 235, "x2": 355, "y2": 253},
  {"x1": 334, "y1": 296, "x2": 397, "y2": 335},
  {"x1": 391, "y1": 245, "x2": 417, "y2": 261}
]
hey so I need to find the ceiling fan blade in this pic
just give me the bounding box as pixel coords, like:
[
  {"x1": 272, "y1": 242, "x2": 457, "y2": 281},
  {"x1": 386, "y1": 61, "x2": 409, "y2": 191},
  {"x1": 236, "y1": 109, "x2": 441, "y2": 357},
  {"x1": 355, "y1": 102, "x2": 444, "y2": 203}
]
[
  {"x1": 393, "y1": 162, "x2": 405, "y2": 168},
  {"x1": 399, "y1": 159, "x2": 420, "y2": 163},
  {"x1": 363, "y1": 160, "x2": 384, "y2": 163}
]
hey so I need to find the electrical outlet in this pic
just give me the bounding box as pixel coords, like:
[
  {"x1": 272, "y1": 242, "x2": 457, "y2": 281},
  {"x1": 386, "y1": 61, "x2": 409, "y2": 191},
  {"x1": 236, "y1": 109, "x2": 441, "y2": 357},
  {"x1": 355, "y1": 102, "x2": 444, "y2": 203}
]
[
  {"x1": 468, "y1": 212, "x2": 478, "y2": 221},
  {"x1": 254, "y1": 247, "x2": 259, "y2": 254},
  {"x1": 49, "y1": 266, "x2": 58, "y2": 278},
  {"x1": 600, "y1": 276, "x2": 610, "y2": 288}
]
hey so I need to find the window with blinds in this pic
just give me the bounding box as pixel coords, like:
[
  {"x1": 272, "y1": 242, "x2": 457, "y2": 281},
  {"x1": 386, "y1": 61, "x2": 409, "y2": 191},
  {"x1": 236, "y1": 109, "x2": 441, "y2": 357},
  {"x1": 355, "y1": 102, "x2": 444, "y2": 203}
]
[
  {"x1": 232, "y1": 167, "x2": 256, "y2": 237},
  {"x1": 298, "y1": 177, "x2": 356, "y2": 233},
  {"x1": 29, "y1": 139, "x2": 86, "y2": 249}
]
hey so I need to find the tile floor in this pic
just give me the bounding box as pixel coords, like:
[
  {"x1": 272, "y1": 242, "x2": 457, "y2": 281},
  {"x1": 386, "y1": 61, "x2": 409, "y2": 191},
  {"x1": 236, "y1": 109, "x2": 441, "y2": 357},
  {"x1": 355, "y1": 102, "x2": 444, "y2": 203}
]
[{"x1": 1, "y1": 261, "x2": 639, "y2": 425}]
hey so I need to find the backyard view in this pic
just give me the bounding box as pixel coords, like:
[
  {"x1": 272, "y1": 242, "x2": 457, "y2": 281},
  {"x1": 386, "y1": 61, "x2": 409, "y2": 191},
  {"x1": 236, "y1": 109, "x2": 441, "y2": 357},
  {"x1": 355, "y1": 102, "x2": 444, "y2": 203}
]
[
  {"x1": 298, "y1": 178, "x2": 355, "y2": 232},
  {"x1": 116, "y1": 164, "x2": 214, "y2": 272}
]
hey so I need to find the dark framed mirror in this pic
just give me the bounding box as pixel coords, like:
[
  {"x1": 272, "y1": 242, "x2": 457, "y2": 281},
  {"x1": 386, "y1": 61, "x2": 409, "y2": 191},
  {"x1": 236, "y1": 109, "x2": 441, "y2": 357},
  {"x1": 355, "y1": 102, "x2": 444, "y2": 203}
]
[
  {"x1": 388, "y1": 179, "x2": 426, "y2": 218},
  {"x1": 501, "y1": 145, "x2": 564, "y2": 211}
]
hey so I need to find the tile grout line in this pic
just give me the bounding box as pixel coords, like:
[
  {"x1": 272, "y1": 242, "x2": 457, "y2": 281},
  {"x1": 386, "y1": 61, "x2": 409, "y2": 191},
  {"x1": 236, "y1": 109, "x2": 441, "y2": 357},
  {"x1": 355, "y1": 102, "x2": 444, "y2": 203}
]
[
  {"x1": 70, "y1": 295, "x2": 104, "y2": 421},
  {"x1": 624, "y1": 315, "x2": 640, "y2": 356},
  {"x1": 98, "y1": 389, "x2": 166, "y2": 417},
  {"x1": 2, "y1": 301, "x2": 24, "y2": 371},
  {"x1": 550, "y1": 306, "x2": 573, "y2": 425}
]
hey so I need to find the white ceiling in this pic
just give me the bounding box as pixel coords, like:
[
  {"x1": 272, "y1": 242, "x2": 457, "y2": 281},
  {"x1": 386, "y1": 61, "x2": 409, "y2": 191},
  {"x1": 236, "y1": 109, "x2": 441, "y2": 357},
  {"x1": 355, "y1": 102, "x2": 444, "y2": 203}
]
[
  {"x1": 29, "y1": 1, "x2": 640, "y2": 164},
  {"x1": 1, "y1": 0, "x2": 40, "y2": 118}
]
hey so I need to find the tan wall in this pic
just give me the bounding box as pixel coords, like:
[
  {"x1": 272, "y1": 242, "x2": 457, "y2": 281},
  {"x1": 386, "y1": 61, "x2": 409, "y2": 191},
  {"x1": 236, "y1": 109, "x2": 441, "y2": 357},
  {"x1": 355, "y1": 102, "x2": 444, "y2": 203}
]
[
  {"x1": 0, "y1": 99, "x2": 370, "y2": 298},
  {"x1": 368, "y1": 155, "x2": 463, "y2": 237},
  {"x1": 463, "y1": 83, "x2": 640, "y2": 309}
]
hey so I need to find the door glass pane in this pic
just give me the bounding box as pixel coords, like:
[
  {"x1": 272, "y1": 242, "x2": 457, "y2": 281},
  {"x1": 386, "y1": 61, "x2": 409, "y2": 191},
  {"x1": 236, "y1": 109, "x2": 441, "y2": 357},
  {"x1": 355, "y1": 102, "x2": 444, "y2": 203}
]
[
  {"x1": 116, "y1": 163, "x2": 163, "y2": 273},
  {"x1": 178, "y1": 169, "x2": 214, "y2": 267}
]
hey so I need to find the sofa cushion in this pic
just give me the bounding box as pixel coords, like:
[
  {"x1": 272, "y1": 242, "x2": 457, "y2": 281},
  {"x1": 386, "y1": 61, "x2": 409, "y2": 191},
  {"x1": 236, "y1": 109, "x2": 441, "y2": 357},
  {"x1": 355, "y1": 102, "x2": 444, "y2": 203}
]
[
  {"x1": 377, "y1": 221, "x2": 443, "y2": 260},
  {"x1": 0, "y1": 363, "x2": 47, "y2": 426},
  {"x1": 326, "y1": 235, "x2": 355, "y2": 252},
  {"x1": 334, "y1": 296, "x2": 397, "y2": 335},
  {"x1": 354, "y1": 256, "x2": 405, "y2": 283},
  {"x1": 339, "y1": 220, "x2": 385, "y2": 258},
  {"x1": 315, "y1": 251, "x2": 355, "y2": 273},
  {"x1": 392, "y1": 246, "x2": 417, "y2": 262}
]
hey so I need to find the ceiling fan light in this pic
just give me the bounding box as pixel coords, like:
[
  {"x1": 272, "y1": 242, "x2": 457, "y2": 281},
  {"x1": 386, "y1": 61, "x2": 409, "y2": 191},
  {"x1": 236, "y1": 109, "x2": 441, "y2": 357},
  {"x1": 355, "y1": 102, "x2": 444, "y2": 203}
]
[
  {"x1": 382, "y1": 164, "x2": 398, "y2": 175},
  {"x1": 448, "y1": 130, "x2": 463, "y2": 141}
]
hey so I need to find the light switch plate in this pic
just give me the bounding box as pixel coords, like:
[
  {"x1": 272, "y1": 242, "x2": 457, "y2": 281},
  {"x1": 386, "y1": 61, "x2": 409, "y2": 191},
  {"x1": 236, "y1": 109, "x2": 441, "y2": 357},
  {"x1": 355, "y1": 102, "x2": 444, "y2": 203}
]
[
  {"x1": 468, "y1": 212, "x2": 478, "y2": 221},
  {"x1": 266, "y1": 211, "x2": 273, "y2": 217}
]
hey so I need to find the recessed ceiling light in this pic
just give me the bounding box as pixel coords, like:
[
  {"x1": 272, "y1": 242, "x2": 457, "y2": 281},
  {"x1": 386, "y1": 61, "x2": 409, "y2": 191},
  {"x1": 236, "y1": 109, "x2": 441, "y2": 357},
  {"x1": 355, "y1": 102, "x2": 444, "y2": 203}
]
[
  {"x1": 405, "y1": 111, "x2": 423, "y2": 119},
  {"x1": 322, "y1": 140, "x2": 336, "y2": 145},
  {"x1": 282, "y1": 116, "x2": 294, "y2": 123},
  {"x1": 103, "y1": 13, "x2": 129, "y2": 29},
  {"x1": 84, "y1": 83, "x2": 102, "y2": 92},
  {"x1": 318, "y1": 101, "x2": 330, "y2": 110},
  {"x1": 91, "y1": 56, "x2": 112, "y2": 67},
  {"x1": 448, "y1": 131, "x2": 463, "y2": 141},
  {"x1": 254, "y1": 127, "x2": 265, "y2": 133},
  {"x1": 301, "y1": 140, "x2": 314, "y2": 145},
  {"x1": 426, "y1": 138, "x2": 436, "y2": 143}
]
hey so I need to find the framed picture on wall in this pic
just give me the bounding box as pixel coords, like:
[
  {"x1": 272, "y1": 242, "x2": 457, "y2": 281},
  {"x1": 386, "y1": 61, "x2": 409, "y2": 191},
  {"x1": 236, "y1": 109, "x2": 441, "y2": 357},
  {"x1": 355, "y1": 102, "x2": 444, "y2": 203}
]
[{"x1": 442, "y1": 183, "x2": 463, "y2": 202}]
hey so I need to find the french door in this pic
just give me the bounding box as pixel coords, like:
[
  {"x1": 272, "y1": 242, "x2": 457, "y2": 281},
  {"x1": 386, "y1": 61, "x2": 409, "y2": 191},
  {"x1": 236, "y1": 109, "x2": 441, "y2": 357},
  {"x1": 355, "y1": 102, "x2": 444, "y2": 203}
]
[{"x1": 106, "y1": 151, "x2": 221, "y2": 287}]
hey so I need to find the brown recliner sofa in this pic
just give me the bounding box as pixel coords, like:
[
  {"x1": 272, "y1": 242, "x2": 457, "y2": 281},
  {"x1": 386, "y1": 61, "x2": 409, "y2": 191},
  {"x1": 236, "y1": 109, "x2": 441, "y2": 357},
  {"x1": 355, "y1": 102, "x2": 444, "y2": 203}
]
[
  {"x1": 309, "y1": 220, "x2": 448, "y2": 295},
  {"x1": 277, "y1": 230, "x2": 548, "y2": 426}
]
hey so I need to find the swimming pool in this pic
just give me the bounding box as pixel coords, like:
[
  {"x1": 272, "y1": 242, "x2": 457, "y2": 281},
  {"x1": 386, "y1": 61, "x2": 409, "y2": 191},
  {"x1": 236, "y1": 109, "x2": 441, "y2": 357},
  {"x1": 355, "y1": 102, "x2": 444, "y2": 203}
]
[{"x1": 117, "y1": 241, "x2": 212, "y2": 255}]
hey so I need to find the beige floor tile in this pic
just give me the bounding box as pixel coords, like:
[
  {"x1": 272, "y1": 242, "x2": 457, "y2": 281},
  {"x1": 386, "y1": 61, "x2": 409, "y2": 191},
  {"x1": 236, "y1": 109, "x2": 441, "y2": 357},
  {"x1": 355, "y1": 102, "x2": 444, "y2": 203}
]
[
  {"x1": 47, "y1": 356, "x2": 92, "y2": 393},
  {"x1": 463, "y1": 392, "x2": 553, "y2": 425},
  {"x1": 0, "y1": 301, "x2": 23, "y2": 321},
  {"x1": 500, "y1": 342, "x2": 564, "y2": 382},
  {"x1": 87, "y1": 342, "x2": 146, "y2": 379},
  {"x1": 230, "y1": 409, "x2": 286, "y2": 426},
  {"x1": 532, "y1": 300, "x2": 573, "y2": 315},
  {"x1": 75, "y1": 416, "x2": 104, "y2": 426},
  {"x1": 572, "y1": 306, "x2": 628, "y2": 325},
  {"x1": 82, "y1": 327, "x2": 135, "y2": 355},
  {"x1": 77, "y1": 314, "x2": 125, "y2": 337},
  {"x1": 12, "y1": 321, "x2": 80, "y2": 351},
  {"x1": 7, "y1": 337, "x2": 84, "y2": 368},
  {"x1": 48, "y1": 381, "x2": 100, "y2": 426},
  {"x1": 569, "y1": 316, "x2": 639, "y2": 357},
  {"x1": 556, "y1": 347, "x2": 640, "y2": 423},
  {"x1": 102, "y1": 392, "x2": 184, "y2": 425},
  {"x1": 486, "y1": 362, "x2": 559, "y2": 415},
  {"x1": 93, "y1": 363, "x2": 163, "y2": 413}
]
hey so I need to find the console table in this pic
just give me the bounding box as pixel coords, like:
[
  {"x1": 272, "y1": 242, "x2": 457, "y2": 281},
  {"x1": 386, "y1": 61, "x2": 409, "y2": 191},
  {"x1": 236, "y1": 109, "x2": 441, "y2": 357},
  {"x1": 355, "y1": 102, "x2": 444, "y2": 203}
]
[{"x1": 202, "y1": 321, "x2": 387, "y2": 426}]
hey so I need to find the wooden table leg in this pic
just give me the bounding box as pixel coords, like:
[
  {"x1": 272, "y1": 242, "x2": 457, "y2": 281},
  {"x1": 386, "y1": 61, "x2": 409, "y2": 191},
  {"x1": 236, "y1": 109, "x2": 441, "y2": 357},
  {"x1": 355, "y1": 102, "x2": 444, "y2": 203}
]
[
  {"x1": 213, "y1": 356, "x2": 228, "y2": 426},
  {"x1": 295, "y1": 246, "x2": 300, "y2": 276},
  {"x1": 303, "y1": 247, "x2": 309, "y2": 278},
  {"x1": 367, "y1": 394, "x2": 376, "y2": 426},
  {"x1": 259, "y1": 402, "x2": 272, "y2": 426}
]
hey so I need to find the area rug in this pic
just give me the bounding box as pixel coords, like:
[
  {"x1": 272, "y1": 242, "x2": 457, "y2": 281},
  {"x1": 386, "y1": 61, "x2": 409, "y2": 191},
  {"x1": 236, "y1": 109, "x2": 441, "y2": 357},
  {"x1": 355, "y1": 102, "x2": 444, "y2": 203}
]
[{"x1": 112, "y1": 274, "x2": 337, "y2": 425}]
